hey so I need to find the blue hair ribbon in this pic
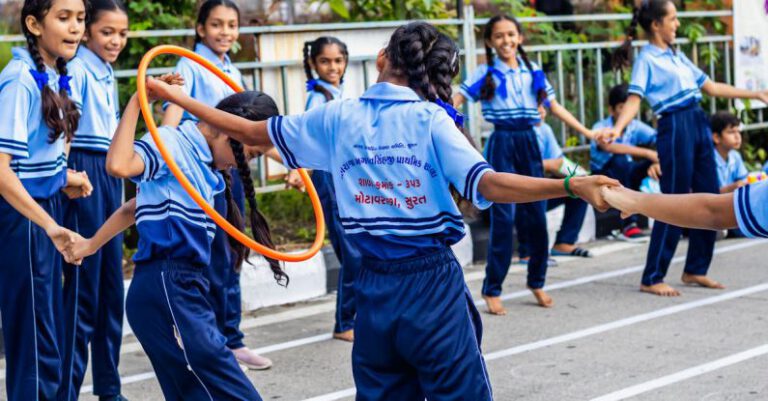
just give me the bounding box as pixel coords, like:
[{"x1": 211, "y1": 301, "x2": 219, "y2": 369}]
[
  {"x1": 434, "y1": 98, "x2": 465, "y2": 128},
  {"x1": 29, "y1": 69, "x2": 48, "y2": 91},
  {"x1": 531, "y1": 70, "x2": 551, "y2": 108},
  {"x1": 59, "y1": 75, "x2": 72, "y2": 95},
  {"x1": 465, "y1": 67, "x2": 508, "y2": 100},
  {"x1": 305, "y1": 79, "x2": 319, "y2": 91}
]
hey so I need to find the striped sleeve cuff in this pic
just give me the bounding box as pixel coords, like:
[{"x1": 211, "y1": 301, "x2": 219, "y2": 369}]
[
  {"x1": 463, "y1": 162, "x2": 495, "y2": 210},
  {"x1": 0, "y1": 137, "x2": 29, "y2": 158},
  {"x1": 734, "y1": 185, "x2": 768, "y2": 238},
  {"x1": 458, "y1": 84, "x2": 477, "y2": 102},
  {"x1": 696, "y1": 74, "x2": 709, "y2": 88},
  {"x1": 627, "y1": 84, "x2": 645, "y2": 99},
  {"x1": 546, "y1": 87, "x2": 557, "y2": 101},
  {"x1": 267, "y1": 116, "x2": 300, "y2": 169},
  {"x1": 133, "y1": 140, "x2": 160, "y2": 183}
]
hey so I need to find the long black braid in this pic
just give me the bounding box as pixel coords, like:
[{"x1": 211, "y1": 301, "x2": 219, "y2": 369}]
[{"x1": 216, "y1": 91, "x2": 288, "y2": 286}]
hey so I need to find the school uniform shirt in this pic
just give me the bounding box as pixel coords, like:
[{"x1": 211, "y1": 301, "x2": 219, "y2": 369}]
[
  {"x1": 628, "y1": 44, "x2": 709, "y2": 116},
  {"x1": 734, "y1": 180, "x2": 768, "y2": 238},
  {"x1": 269, "y1": 82, "x2": 495, "y2": 260},
  {"x1": 715, "y1": 150, "x2": 749, "y2": 187},
  {"x1": 306, "y1": 79, "x2": 342, "y2": 110},
  {"x1": 131, "y1": 120, "x2": 224, "y2": 266},
  {"x1": 68, "y1": 46, "x2": 119, "y2": 152},
  {"x1": 590, "y1": 116, "x2": 657, "y2": 171},
  {"x1": 459, "y1": 57, "x2": 556, "y2": 127},
  {"x1": 0, "y1": 47, "x2": 67, "y2": 199},
  {"x1": 534, "y1": 122, "x2": 563, "y2": 160},
  {"x1": 165, "y1": 43, "x2": 245, "y2": 123}
]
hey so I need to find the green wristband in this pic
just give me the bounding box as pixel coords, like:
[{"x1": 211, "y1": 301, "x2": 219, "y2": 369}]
[{"x1": 564, "y1": 168, "x2": 579, "y2": 199}]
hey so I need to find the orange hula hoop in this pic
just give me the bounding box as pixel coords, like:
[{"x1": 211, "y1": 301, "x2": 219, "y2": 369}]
[{"x1": 136, "y1": 45, "x2": 325, "y2": 263}]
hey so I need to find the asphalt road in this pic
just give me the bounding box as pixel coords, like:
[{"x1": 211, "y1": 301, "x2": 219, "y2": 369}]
[{"x1": 1, "y1": 237, "x2": 767, "y2": 401}]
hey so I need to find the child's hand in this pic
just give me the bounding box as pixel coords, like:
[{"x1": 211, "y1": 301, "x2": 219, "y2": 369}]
[
  {"x1": 757, "y1": 90, "x2": 768, "y2": 105},
  {"x1": 647, "y1": 163, "x2": 662, "y2": 181},
  {"x1": 601, "y1": 186, "x2": 640, "y2": 219},
  {"x1": 69, "y1": 235, "x2": 96, "y2": 263},
  {"x1": 595, "y1": 128, "x2": 618, "y2": 145},
  {"x1": 63, "y1": 170, "x2": 93, "y2": 199},
  {"x1": 285, "y1": 170, "x2": 306, "y2": 192},
  {"x1": 569, "y1": 175, "x2": 622, "y2": 212},
  {"x1": 644, "y1": 149, "x2": 659, "y2": 164},
  {"x1": 46, "y1": 225, "x2": 84, "y2": 265},
  {"x1": 146, "y1": 74, "x2": 184, "y2": 103}
]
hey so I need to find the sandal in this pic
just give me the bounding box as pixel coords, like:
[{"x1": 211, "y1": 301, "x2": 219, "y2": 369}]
[{"x1": 551, "y1": 247, "x2": 592, "y2": 258}]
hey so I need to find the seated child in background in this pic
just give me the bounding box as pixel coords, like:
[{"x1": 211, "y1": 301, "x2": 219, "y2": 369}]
[
  {"x1": 518, "y1": 120, "x2": 592, "y2": 262},
  {"x1": 591, "y1": 84, "x2": 658, "y2": 240},
  {"x1": 711, "y1": 111, "x2": 748, "y2": 194}
]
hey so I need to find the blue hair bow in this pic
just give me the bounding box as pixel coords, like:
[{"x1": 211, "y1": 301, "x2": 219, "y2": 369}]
[
  {"x1": 306, "y1": 79, "x2": 319, "y2": 91},
  {"x1": 29, "y1": 69, "x2": 48, "y2": 91},
  {"x1": 59, "y1": 75, "x2": 72, "y2": 95},
  {"x1": 531, "y1": 70, "x2": 551, "y2": 108},
  {"x1": 465, "y1": 67, "x2": 508, "y2": 100},
  {"x1": 434, "y1": 98, "x2": 465, "y2": 128}
]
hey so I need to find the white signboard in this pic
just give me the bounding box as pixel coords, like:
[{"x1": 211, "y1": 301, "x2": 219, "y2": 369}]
[{"x1": 734, "y1": 0, "x2": 768, "y2": 109}]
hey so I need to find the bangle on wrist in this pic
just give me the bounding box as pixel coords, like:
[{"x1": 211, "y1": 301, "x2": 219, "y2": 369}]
[{"x1": 564, "y1": 168, "x2": 579, "y2": 199}]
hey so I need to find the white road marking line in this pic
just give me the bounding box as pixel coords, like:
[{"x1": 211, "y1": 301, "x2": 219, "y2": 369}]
[
  {"x1": 590, "y1": 344, "x2": 768, "y2": 401},
  {"x1": 50, "y1": 240, "x2": 757, "y2": 394},
  {"x1": 300, "y1": 281, "x2": 768, "y2": 401}
]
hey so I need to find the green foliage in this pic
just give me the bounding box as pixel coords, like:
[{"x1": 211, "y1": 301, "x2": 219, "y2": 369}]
[
  {"x1": 117, "y1": 0, "x2": 197, "y2": 108},
  {"x1": 315, "y1": 0, "x2": 453, "y2": 22},
  {"x1": 256, "y1": 189, "x2": 319, "y2": 246}
]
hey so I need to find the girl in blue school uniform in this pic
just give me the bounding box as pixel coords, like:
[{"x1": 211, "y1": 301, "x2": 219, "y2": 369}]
[
  {"x1": 148, "y1": 22, "x2": 618, "y2": 401},
  {"x1": 58, "y1": 1, "x2": 130, "y2": 400},
  {"x1": 0, "y1": 0, "x2": 91, "y2": 400},
  {"x1": 161, "y1": 0, "x2": 275, "y2": 370},
  {"x1": 610, "y1": 0, "x2": 768, "y2": 297},
  {"x1": 454, "y1": 14, "x2": 603, "y2": 313},
  {"x1": 303, "y1": 36, "x2": 362, "y2": 343},
  {"x1": 518, "y1": 120, "x2": 591, "y2": 263},
  {"x1": 78, "y1": 81, "x2": 286, "y2": 400}
]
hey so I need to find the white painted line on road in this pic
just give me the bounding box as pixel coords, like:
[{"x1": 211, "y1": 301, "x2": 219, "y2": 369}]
[
  {"x1": 590, "y1": 344, "x2": 768, "y2": 401},
  {"x1": 70, "y1": 240, "x2": 762, "y2": 395},
  {"x1": 81, "y1": 372, "x2": 156, "y2": 394},
  {"x1": 300, "y1": 280, "x2": 768, "y2": 401},
  {"x1": 302, "y1": 388, "x2": 358, "y2": 401}
]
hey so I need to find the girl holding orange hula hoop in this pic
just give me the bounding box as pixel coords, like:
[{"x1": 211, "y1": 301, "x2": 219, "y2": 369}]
[{"x1": 71, "y1": 74, "x2": 282, "y2": 400}]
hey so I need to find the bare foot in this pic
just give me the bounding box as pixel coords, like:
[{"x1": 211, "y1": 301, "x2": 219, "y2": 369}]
[
  {"x1": 482, "y1": 295, "x2": 507, "y2": 315},
  {"x1": 681, "y1": 273, "x2": 725, "y2": 289},
  {"x1": 333, "y1": 329, "x2": 354, "y2": 342},
  {"x1": 640, "y1": 283, "x2": 681, "y2": 297},
  {"x1": 528, "y1": 287, "x2": 554, "y2": 308}
]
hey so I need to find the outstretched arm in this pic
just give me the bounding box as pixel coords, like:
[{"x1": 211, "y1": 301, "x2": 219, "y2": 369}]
[
  {"x1": 70, "y1": 198, "x2": 136, "y2": 261},
  {"x1": 549, "y1": 99, "x2": 597, "y2": 140},
  {"x1": 701, "y1": 81, "x2": 768, "y2": 103},
  {"x1": 611, "y1": 95, "x2": 642, "y2": 136},
  {"x1": 147, "y1": 77, "x2": 271, "y2": 147},
  {"x1": 478, "y1": 172, "x2": 619, "y2": 212},
  {"x1": 602, "y1": 186, "x2": 737, "y2": 230}
]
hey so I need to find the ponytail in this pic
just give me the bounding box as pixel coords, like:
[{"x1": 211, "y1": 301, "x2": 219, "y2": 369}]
[{"x1": 612, "y1": 0, "x2": 674, "y2": 70}]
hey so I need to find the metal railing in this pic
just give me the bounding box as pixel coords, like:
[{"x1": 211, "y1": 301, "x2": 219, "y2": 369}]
[{"x1": 0, "y1": 7, "x2": 753, "y2": 192}]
